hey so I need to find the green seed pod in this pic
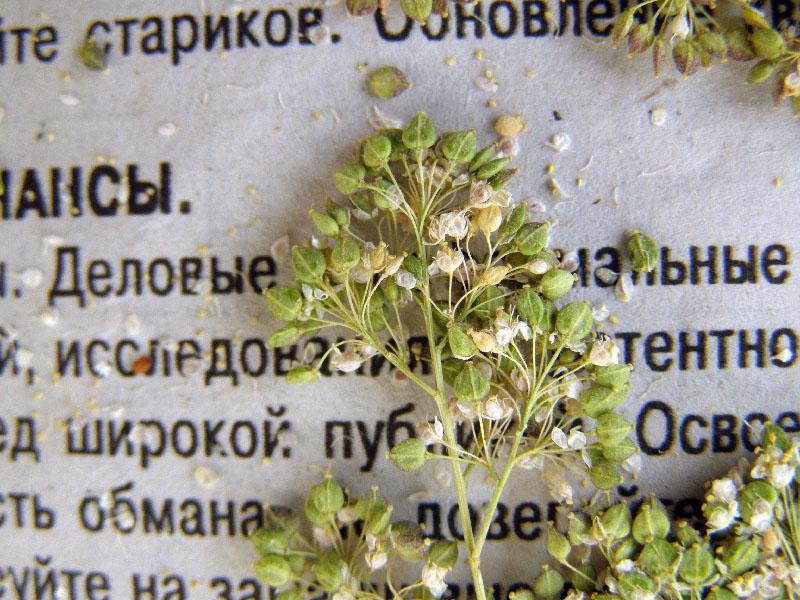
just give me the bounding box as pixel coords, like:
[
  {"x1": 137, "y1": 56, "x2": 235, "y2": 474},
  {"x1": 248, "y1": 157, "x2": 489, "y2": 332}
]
[
  {"x1": 751, "y1": 28, "x2": 784, "y2": 60},
  {"x1": 454, "y1": 363, "x2": 490, "y2": 403},
  {"x1": 349, "y1": 192, "x2": 372, "y2": 215},
  {"x1": 595, "y1": 363, "x2": 631, "y2": 388},
  {"x1": 596, "y1": 412, "x2": 632, "y2": 446},
  {"x1": 310, "y1": 478, "x2": 345, "y2": 513},
  {"x1": 475, "y1": 157, "x2": 511, "y2": 181},
  {"x1": 401, "y1": 0, "x2": 433, "y2": 22},
  {"x1": 333, "y1": 163, "x2": 365, "y2": 195},
  {"x1": 601, "y1": 503, "x2": 632, "y2": 539},
  {"x1": 313, "y1": 552, "x2": 344, "y2": 591},
  {"x1": 390, "y1": 521, "x2": 427, "y2": 561},
  {"x1": 254, "y1": 554, "x2": 290, "y2": 586},
  {"x1": 286, "y1": 366, "x2": 319, "y2": 384},
  {"x1": 556, "y1": 302, "x2": 593, "y2": 341},
  {"x1": 304, "y1": 494, "x2": 326, "y2": 525},
  {"x1": 534, "y1": 566, "x2": 564, "y2": 599},
  {"x1": 403, "y1": 255, "x2": 425, "y2": 282},
  {"x1": 442, "y1": 130, "x2": 478, "y2": 163},
  {"x1": 326, "y1": 198, "x2": 350, "y2": 227},
  {"x1": 384, "y1": 278, "x2": 400, "y2": 304},
  {"x1": 331, "y1": 237, "x2": 361, "y2": 272},
  {"x1": 747, "y1": 59, "x2": 775, "y2": 83},
  {"x1": 268, "y1": 325, "x2": 301, "y2": 348},
  {"x1": 368, "y1": 503, "x2": 394, "y2": 536},
  {"x1": 611, "y1": 9, "x2": 635, "y2": 48},
  {"x1": 533, "y1": 298, "x2": 553, "y2": 332},
  {"x1": 615, "y1": 538, "x2": 641, "y2": 561},
  {"x1": 726, "y1": 26, "x2": 756, "y2": 61},
  {"x1": 252, "y1": 527, "x2": 290, "y2": 555},
  {"x1": 678, "y1": 545, "x2": 716, "y2": 584},
  {"x1": 509, "y1": 591, "x2": 534, "y2": 600},
  {"x1": 742, "y1": 4, "x2": 771, "y2": 29},
  {"x1": 706, "y1": 588, "x2": 739, "y2": 600},
  {"x1": 673, "y1": 41, "x2": 700, "y2": 78},
  {"x1": 469, "y1": 144, "x2": 497, "y2": 173},
  {"x1": 567, "y1": 513, "x2": 591, "y2": 545},
  {"x1": 80, "y1": 39, "x2": 107, "y2": 70},
  {"x1": 448, "y1": 326, "x2": 477, "y2": 359},
  {"x1": 674, "y1": 522, "x2": 702, "y2": 547},
  {"x1": 697, "y1": 31, "x2": 727, "y2": 62},
  {"x1": 721, "y1": 540, "x2": 758, "y2": 577},
  {"x1": 628, "y1": 231, "x2": 658, "y2": 273},
  {"x1": 540, "y1": 269, "x2": 575, "y2": 300},
  {"x1": 311, "y1": 210, "x2": 340, "y2": 238},
  {"x1": 602, "y1": 438, "x2": 637, "y2": 463},
  {"x1": 590, "y1": 459, "x2": 620, "y2": 489},
  {"x1": 572, "y1": 564, "x2": 596, "y2": 592},
  {"x1": 517, "y1": 288, "x2": 544, "y2": 326},
  {"x1": 632, "y1": 499, "x2": 670, "y2": 543},
  {"x1": 638, "y1": 539, "x2": 678, "y2": 575},
  {"x1": 762, "y1": 423, "x2": 790, "y2": 450},
  {"x1": 488, "y1": 168, "x2": 518, "y2": 190},
  {"x1": 369, "y1": 66, "x2": 411, "y2": 99},
  {"x1": 427, "y1": 540, "x2": 459, "y2": 568},
  {"x1": 382, "y1": 128, "x2": 407, "y2": 161},
  {"x1": 498, "y1": 204, "x2": 527, "y2": 241},
  {"x1": 617, "y1": 573, "x2": 655, "y2": 598},
  {"x1": 264, "y1": 285, "x2": 302, "y2": 321},
  {"x1": 739, "y1": 480, "x2": 778, "y2": 522},
  {"x1": 388, "y1": 438, "x2": 427, "y2": 471},
  {"x1": 403, "y1": 112, "x2": 436, "y2": 149},
  {"x1": 547, "y1": 524, "x2": 571, "y2": 561},
  {"x1": 355, "y1": 487, "x2": 386, "y2": 520},
  {"x1": 627, "y1": 23, "x2": 651, "y2": 56},
  {"x1": 652, "y1": 38, "x2": 667, "y2": 78},
  {"x1": 277, "y1": 589, "x2": 303, "y2": 600},
  {"x1": 346, "y1": 0, "x2": 379, "y2": 16},
  {"x1": 362, "y1": 135, "x2": 393, "y2": 167},
  {"x1": 442, "y1": 357, "x2": 462, "y2": 386},
  {"x1": 515, "y1": 222, "x2": 549, "y2": 255},
  {"x1": 293, "y1": 247, "x2": 327, "y2": 283}
]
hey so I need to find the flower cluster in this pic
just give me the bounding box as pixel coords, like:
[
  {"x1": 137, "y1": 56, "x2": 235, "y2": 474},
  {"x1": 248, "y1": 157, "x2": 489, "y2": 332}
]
[
  {"x1": 251, "y1": 475, "x2": 460, "y2": 600},
  {"x1": 535, "y1": 423, "x2": 800, "y2": 600},
  {"x1": 342, "y1": 0, "x2": 444, "y2": 23},
  {"x1": 262, "y1": 112, "x2": 652, "y2": 600},
  {"x1": 610, "y1": 0, "x2": 800, "y2": 116}
]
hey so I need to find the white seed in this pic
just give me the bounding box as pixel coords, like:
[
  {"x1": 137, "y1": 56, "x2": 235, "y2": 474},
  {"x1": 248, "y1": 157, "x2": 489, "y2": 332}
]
[
  {"x1": 58, "y1": 93, "x2": 79, "y2": 107},
  {"x1": 547, "y1": 133, "x2": 571, "y2": 152},
  {"x1": 595, "y1": 267, "x2": 619, "y2": 285},
  {"x1": 20, "y1": 268, "x2": 43, "y2": 287},
  {"x1": 592, "y1": 304, "x2": 610, "y2": 322},
  {"x1": 94, "y1": 360, "x2": 113, "y2": 377},
  {"x1": 157, "y1": 122, "x2": 177, "y2": 137},
  {"x1": 309, "y1": 24, "x2": 331, "y2": 45},
  {"x1": 561, "y1": 251, "x2": 579, "y2": 272},
  {"x1": 193, "y1": 466, "x2": 219, "y2": 486},
  {"x1": 615, "y1": 273, "x2": 633, "y2": 302},
  {"x1": 124, "y1": 314, "x2": 141, "y2": 334},
  {"x1": 650, "y1": 106, "x2": 666, "y2": 127},
  {"x1": 40, "y1": 309, "x2": 60, "y2": 327},
  {"x1": 473, "y1": 75, "x2": 498, "y2": 93}
]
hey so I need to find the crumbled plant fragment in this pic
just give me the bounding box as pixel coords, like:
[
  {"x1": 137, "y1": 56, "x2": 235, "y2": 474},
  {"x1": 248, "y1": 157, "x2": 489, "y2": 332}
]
[{"x1": 79, "y1": 39, "x2": 106, "y2": 70}]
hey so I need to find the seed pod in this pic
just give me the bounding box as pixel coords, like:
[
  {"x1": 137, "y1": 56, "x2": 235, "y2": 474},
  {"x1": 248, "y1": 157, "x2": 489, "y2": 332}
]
[
  {"x1": 264, "y1": 285, "x2": 302, "y2": 321},
  {"x1": 571, "y1": 564, "x2": 596, "y2": 592},
  {"x1": 517, "y1": 288, "x2": 544, "y2": 326},
  {"x1": 469, "y1": 144, "x2": 497, "y2": 173},
  {"x1": 751, "y1": 28, "x2": 785, "y2": 60},
  {"x1": 331, "y1": 237, "x2": 361, "y2": 271},
  {"x1": 448, "y1": 326, "x2": 477, "y2": 359},
  {"x1": 346, "y1": 0, "x2": 379, "y2": 16},
  {"x1": 403, "y1": 112, "x2": 437, "y2": 149},
  {"x1": 310, "y1": 478, "x2": 345, "y2": 513},
  {"x1": 706, "y1": 589, "x2": 739, "y2": 600},
  {"x1": 388, "y1": 438, "x2": 427, "y2": 471},
  {"x1": 742, "y1": 4, "x2": 771, "y2": 29},
  {"x1": 652, "y1": 38, "x2": 667, "y2": 77},
  {"x1": 602, "y1": 438, "x2": 637, "y2": 463},
  {"x1": 401, "y1": 0, "x2": 433, "y2": 22},
  {"x1": 293, "y1": 247, "x2": 327, "y2": 283},
  {"x1": 313, "y1": 552, "x2": 344, "y2": 591},
  {"x1": 427, "y1": 540, "x2": 459, "y2": 568},
  {"x1": 254, "y1": 554, "x2": 290, "y2": 586},
  {"x1": 590, "y1": 459, "x2": 620, "y2": 489},
  {"x1": 595, "y1": 363, "x2": 631, "y2": 388},
  {"x1": 534, "y1": 566, "x2": 564, "y2": 599},
  {"x1": 473, "y1": 286, "x2": 505, "y2": 319},
  {"x1": 362, "y1": 135, "x2": 393, "y2": 167},
  {"x1": 748, "y1": 60, "x2": 775, "y2": 83},
  {"x1": 390, "y1": 521, "x2": 428, "y2": 561},
  {"x1": 454, "y1": 363, "x2": 491, "y2": 402},
  {"x1": 596, "y1": 412, "x2": 632, "y2": 446},
  {"x1": 627, "y1": 23, "x2": 651, "y2": 56},
  {"x1": 678, "y1": 545, "x2": 716, "y2": 584},
  {"x1": 540, "y1": 269, "x2": 574, "y2": 300},
  {"x1": 334, "y1": 163, "x2": 366, "y2": 195},
  {"x1": 541, "y1": 298, "x2": 557, "y2": 332},
  {"x1": 721, "y1": 540, "x2": 758, "y2": 577},
  {"x1": 442, "y1": 130, "x2": 478, "y2": 163},
  {"x1": 611, "y1": 9, "x2": 635, "y2": 48},
  {"x1": 614, "y1": 537, "x2": 640, "y2": 561},
  {"x1": 547, "y1": 524, "x2": 571, "y2": 561},
  {"x1": 638, "y1": 539, "x2": 678, "y2": 575},
  {"x1": 556, "y1": 302, "x2": 593, "y2": 341},
  {"x1": 80, "y1": 40, "x2": 107, "y2": 70},
  {"x1": 601, "y1": 503, "x2": 632, "y2": 539},
  {"x1": 674, "y1": 522, "x2": 702, "y2": 547},
  {"x1": 311, "y1": 210, "x2": 340, "y2": 237},
  {"x1": 628, "y1": 231, "x2": 658, "y2": 273},
  {"x1": 725, "y1": 26, "x2": 756, "y2": 61},
  {"x1": 632, "y1": 498, "x2": 670, "y2": 543},
  {"x1": 277, "y1": 590, "x2": 303, "y2": 600},
  {"x1": 488, "y1": 168, "x2": 518, "y2": 190},
  {"x1": 382, "y1": 128, "x2": 408, "y2": 161},
  {"x1": 475, "y1": 157, "x2": 511, "y2": 181},
  {"x1": 761, "y1": 423, "x2": 790, "y2": 450},
  {"x1": 268, "y1": 326, "x2": 301, "y2": 348},
  {"x1": 369, "y1": 66, "x2": 411, "y2": 99},
  {"x1": 403, "y1": 255, "x2": 425, "y2": 281},
  {"x1": 515, "y1": 222, "x2": 549, "y2": 255},
  {"x1": 286, "y1": 366, "x2": 319, "y2": 384},
  {"x1": 477, "y1": 205, "x2": 503, "y2": 235},
  {"x1": 618, "y1": 573, "x2": 656, "y2": 599},
  {"x1": 252, "y1": 527, "x2": 290, "y2": 555},
  {"x1": 673, "y1": 41, "x2": 700, "y2": 78},
  {"x1": 698, "y1": 31, "x2": 727, "y2": 62},
  {"x1": 498, "y1": 204, "x2": 527, "y2": 240},
  {"x1": 739, "y1": 480, "x2": 778, "y2": 522}
]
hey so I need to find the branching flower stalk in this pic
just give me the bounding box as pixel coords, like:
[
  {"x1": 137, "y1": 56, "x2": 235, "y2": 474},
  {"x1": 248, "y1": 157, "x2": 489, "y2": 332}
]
[{"x1": 259, "y1": 112, "x2": 651, "y2": 600}]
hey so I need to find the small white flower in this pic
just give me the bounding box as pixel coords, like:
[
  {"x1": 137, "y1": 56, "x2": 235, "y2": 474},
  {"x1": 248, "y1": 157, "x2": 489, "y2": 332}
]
[
  {"x1": 706, "y1": 502, "x2": 737, "y2": 531},
  {"x1": 621, "y1": 453, "x2": 642, "y2": 477},
  {"x1": 418, "y1": 418, "x2": 444, "y2": 445},
  {"x1": 615, "y1": 273, "x2": 633, "y2": 302},
  {"x1": 518, "y1": 453, "x2": 545, "y2": 470},
  {"x1": 592, "y1": 304, "x2": 609, "y2": 322},
  {"x1": 395, "y1": 270, "x2": 417, "y2": 289},
  {"x1": 496, "y1": 136, "x2": 520, "y2": 159},
  {"x1": 667, "y1": 13, "x2": 689, "y2": 39},
  {"x1": 421, "y1": 564, "x2": 449, "y2": 598},
  {"x1": 527, "y1": 259, "x2": 553, "y2": 275},
  {"x1": 709, "y1": 478, "x2": 737, "y2": 504},
  {"x1": 561, "y1": 251, "x2": 579, "y2": 272},
  {"x1": 615, "y1": 559, "x2": 635, "y2": 574},
  {"x1": 568, "y1": 428, "x2": 587, "y2": 450},
  {"x1": 337, "y1": 506, "x2": 357, "y2": 523},
  {"x1": 552, "y1": 427, "x2": 568, "y2": 449},
  {"x1": 589, "y1": 339, "x2": 619, "y2": 366},
  {"x1": 365, "y1": 550, "x2": 387, "y2": 570},
  {"x1": 469, "y1": 182, "x2": 494, "y2": 208},
  {"x1": 749, "y1": 499, "x2": 773, "y2": 532},
  {"x1": 768, "y1": 463, "x2": 795, "y2": 489},
  {"x1": 482, "y1": 395, "x2": 513, "y2": 421},
  {"x1": 435, "y1": 247, "x2": 464, "y2": 274},
  {"x1": 330, "y1": 349, "x2": 363, "y2": 373},
  {"x1": 511, "y1": 367, "x2": 529, "y2": 393},
  {"x1": 313, "y1": 525, "x2": 334, "y2": 548}
]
